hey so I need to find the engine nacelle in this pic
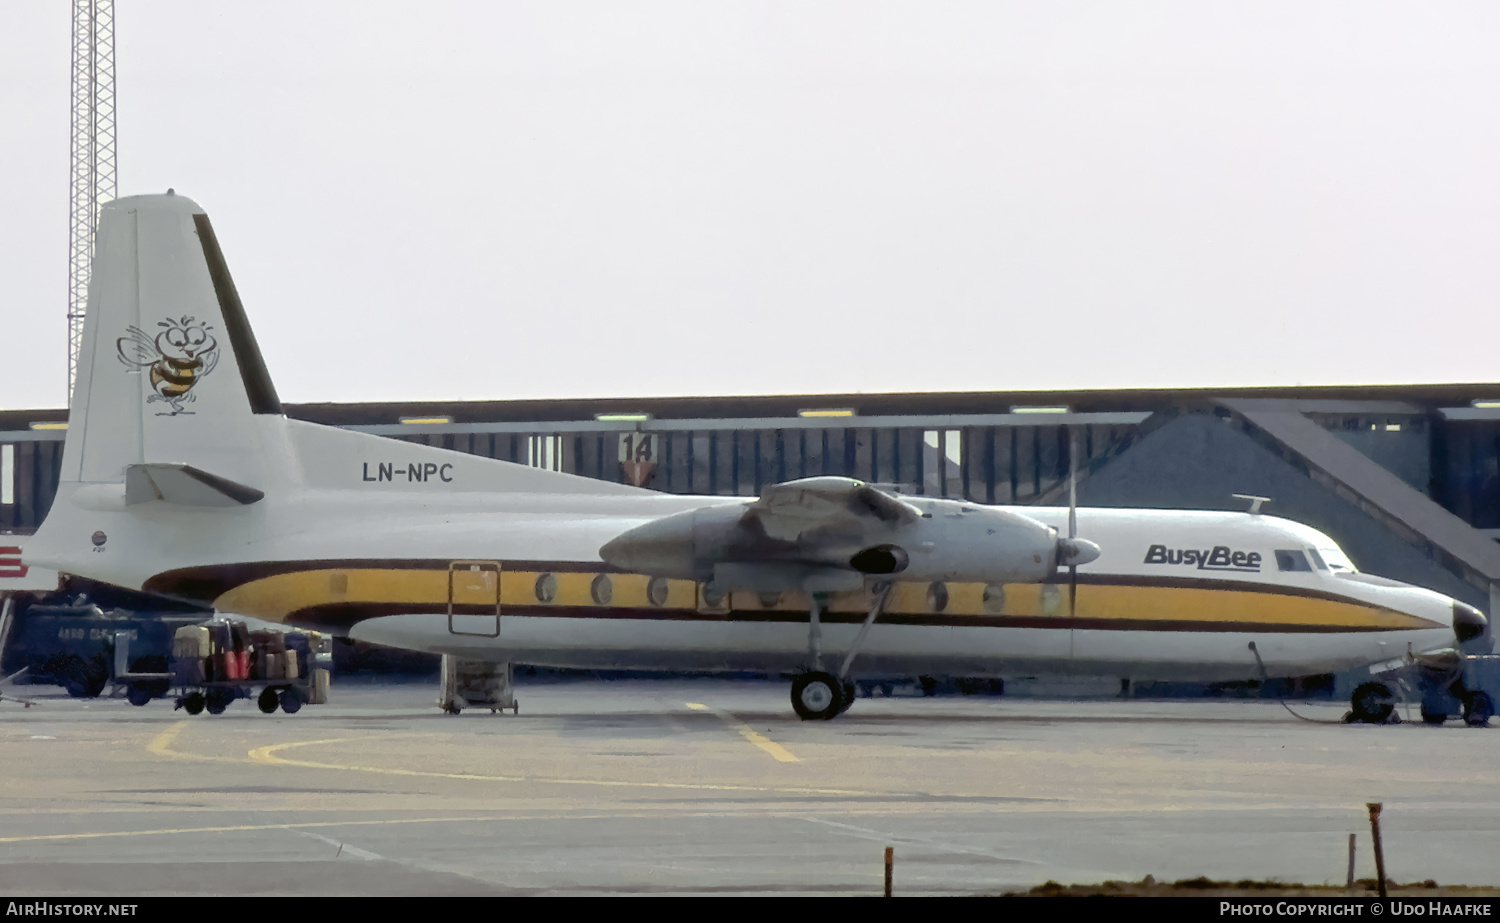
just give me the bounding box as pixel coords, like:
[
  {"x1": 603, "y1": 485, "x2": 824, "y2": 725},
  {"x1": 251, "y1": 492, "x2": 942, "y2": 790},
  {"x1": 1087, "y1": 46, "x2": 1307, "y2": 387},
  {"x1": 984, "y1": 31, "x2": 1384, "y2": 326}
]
[
  {"x1": 599, "y1": 496, "x2": 1094, "y2": 592},
  {"x1": 849, "y1": 544, "x2": 909, "y2": 575},
  {"x1": 597, "y1": 505, "x2": 745, "y2": 582}
]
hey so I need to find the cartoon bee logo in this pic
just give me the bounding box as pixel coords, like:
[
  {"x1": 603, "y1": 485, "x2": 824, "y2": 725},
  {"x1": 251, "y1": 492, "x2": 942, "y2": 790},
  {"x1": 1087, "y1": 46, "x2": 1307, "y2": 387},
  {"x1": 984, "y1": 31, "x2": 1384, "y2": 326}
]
[{"x1": 116, "y1": 316, "x2": 221, "y2": 415}]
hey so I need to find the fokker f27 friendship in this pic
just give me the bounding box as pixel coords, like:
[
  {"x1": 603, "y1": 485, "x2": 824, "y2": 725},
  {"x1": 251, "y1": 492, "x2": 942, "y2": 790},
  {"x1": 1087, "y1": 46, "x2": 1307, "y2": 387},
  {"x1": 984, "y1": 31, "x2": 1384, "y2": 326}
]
[{"x1": 22, "y1": 194, "x2": 1492, "y2": 722}]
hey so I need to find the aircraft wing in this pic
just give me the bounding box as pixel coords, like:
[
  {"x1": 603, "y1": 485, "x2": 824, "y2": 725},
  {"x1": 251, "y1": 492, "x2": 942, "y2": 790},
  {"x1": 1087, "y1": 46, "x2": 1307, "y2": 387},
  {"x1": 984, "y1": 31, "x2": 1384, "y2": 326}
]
[
  {"x1": 600, "y1": 476, "x2": 919, "y2": 588},
  {"x1": 599, "y1": 475, "x2": 1068, "y2": 593},
  {"x1": 747, "y1": 476, "x2": 920, "y2": 542}
]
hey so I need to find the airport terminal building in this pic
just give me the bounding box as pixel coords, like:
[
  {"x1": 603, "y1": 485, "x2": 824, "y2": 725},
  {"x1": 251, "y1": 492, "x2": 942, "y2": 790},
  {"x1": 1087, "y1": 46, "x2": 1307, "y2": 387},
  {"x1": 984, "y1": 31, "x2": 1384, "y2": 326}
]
[{"x1": 6, "y1": 381, "x2": 1500, "y2": 623}]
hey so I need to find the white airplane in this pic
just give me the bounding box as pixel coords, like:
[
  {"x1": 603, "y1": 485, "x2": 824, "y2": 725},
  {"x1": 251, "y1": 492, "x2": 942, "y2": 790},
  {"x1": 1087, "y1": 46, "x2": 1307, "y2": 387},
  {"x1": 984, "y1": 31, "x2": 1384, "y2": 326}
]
[{"x1": 19, "y1": 193, "x2": 1491, "y2": 724}]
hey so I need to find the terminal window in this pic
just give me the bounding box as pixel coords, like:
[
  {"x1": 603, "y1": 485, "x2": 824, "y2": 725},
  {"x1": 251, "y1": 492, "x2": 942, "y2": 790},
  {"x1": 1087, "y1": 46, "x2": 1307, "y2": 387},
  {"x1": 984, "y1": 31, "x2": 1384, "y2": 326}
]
[
  {"x1": 924, "y1": 430, "x2": 963, "y2": 496},
  {"x1": 528, "y1": 435, "x2": 563, "y2": 472},
  {"x1": 1, "y1": 444, "x2": 12, "y2": 505}
]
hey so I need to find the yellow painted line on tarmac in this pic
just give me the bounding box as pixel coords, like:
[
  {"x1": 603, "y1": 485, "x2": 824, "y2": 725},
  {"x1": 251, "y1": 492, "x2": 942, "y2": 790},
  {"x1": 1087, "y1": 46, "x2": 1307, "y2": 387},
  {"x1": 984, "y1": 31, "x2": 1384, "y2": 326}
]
[
  {"x1": 248, "y1": 738, "x2": 358, "y2": 765},
  {"x1": 241, "y1": 737, "x2": 848, "y2": 794},
  {"x1": 0, "y1": 805, "x2": 986, "y2": 846},
  {"x1": 145, "y1": 721, "x2": 243, "y2": 765},
  {"x1": 685, "y1": 702, "x2": 800, "y2": 763},
  {"x1": 146, "y1": 722, "x2": 188, "y2": 757},
  {"x1": 152, "y1": 720, "x2": 834, "y2": 794},
  {"x1": 0, "y1": 797, "x2": 1310, "y2": 848},
  {"x1": 146, "y1": 726, "x2": 192, "y2": 762}
]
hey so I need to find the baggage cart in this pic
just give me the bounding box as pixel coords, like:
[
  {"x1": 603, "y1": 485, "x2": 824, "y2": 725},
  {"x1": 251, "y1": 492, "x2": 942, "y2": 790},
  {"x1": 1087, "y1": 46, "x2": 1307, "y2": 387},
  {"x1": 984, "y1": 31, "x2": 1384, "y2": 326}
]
[{"x1": 165, "y1": 619, "x2": 333, "y2": 715}]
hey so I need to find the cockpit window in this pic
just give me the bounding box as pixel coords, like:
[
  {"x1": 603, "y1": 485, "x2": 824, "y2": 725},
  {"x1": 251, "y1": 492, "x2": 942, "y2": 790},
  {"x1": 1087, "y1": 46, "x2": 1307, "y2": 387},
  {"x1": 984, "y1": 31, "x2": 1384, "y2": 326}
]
[
  {"x1": 1275, "y1": 549, "x2": 1312, "y2": 572},
  {"x1": 1316, "y1": 547, "x2": 1357, "y2": 573},
  {"x1": 1314, "y1": 549, "x2": 1362, "y2": 570},
  {"x1": 1306, "y1": 548, "x2": 1329, "y2": 571}
]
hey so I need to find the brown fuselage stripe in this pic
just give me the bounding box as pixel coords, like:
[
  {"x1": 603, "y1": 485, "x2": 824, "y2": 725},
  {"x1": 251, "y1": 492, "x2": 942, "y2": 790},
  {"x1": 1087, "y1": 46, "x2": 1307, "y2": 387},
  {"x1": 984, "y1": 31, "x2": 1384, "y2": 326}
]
[
  {"x1": 144, "y1": 560, "x2": 1391, "y2": 609},
  {"x1": 283, "y1": 602, "x2": 1422, "y2": 636},
  {"x1": 144, "y1": 559, "x2": 616, "y2": 601},
  {"x1": 142, "y1": 560, "x2": 1443, "y2": 637}
]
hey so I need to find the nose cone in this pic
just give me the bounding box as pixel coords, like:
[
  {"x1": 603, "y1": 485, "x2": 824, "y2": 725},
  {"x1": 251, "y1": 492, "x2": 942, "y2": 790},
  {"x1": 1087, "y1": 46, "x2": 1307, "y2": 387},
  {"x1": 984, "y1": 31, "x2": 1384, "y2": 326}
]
[
  {"x1": 1058, "y1": 538, "x2": 1100, "y2": 567},
  {"x1": 1454, "y1": 601, "x2": 1490, "y2": 648},
  {"x1": 599, "y1": 510, "x2": 700, "y2": 579}
]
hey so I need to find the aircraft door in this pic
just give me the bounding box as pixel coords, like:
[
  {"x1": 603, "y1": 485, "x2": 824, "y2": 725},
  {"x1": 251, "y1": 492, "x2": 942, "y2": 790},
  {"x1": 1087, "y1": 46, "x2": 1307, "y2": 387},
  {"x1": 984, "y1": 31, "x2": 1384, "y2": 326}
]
[{"x1": 448, "y1": 561, "x2": 501, "y2": 638}]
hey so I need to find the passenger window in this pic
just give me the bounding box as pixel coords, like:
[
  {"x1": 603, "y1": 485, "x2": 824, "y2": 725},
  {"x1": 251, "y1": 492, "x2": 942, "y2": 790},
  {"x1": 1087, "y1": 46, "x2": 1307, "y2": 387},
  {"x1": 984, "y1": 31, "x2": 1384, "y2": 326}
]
[
  {"x1": 1306, "y1": 548, "x2": 1329, "y2": 571},
  {"x1": 1275, "y1": 550, "x2": 1312, "y2": 572}
]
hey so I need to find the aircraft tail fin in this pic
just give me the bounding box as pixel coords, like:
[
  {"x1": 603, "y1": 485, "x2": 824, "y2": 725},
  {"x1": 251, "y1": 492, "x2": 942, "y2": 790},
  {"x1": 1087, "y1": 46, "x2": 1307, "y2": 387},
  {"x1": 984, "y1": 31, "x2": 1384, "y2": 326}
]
[
  {"x1": 61, "y1": 193, "x2": 287, "y2": 490},
  {"x1": 57, "y1": 192, "x2": 644, "y2": 502}
]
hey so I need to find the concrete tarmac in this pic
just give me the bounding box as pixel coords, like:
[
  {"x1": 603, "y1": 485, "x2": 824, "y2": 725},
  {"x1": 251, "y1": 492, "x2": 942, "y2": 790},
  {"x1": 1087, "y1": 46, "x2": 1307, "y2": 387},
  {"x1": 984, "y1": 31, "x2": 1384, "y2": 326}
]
[{"x1": 0, "y1": 676, "x2": 1496, "y2": 896}]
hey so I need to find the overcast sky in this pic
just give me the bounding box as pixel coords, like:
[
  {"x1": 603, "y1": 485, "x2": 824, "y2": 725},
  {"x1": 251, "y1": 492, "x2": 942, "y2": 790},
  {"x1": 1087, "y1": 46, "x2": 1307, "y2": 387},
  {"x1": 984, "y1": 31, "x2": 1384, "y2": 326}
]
[{"x1": 2, "y1": 2, "x2": 1497, "y2": 410}]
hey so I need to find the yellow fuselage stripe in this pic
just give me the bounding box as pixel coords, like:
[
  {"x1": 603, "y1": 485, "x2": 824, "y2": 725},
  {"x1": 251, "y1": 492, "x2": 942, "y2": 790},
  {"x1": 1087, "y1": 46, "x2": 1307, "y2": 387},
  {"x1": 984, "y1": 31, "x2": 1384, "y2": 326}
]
[{"x1": 209, "y1": 567, "x2": 1440, "y2": 632}]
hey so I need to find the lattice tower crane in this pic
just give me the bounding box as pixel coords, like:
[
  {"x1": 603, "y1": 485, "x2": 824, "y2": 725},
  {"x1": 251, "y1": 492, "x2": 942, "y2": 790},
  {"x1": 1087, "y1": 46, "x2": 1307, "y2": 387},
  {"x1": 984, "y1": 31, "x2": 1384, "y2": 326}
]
[{"x1": 67, "y1": 0, "x2": 117, "y2": 404}]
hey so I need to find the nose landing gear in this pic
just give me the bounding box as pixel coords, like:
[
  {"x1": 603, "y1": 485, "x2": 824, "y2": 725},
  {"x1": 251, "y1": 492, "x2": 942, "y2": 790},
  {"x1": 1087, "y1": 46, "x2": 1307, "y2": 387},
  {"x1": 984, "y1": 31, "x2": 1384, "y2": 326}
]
[{"x1": 791, "y1": 585, "x2": 889, "y2": 720}]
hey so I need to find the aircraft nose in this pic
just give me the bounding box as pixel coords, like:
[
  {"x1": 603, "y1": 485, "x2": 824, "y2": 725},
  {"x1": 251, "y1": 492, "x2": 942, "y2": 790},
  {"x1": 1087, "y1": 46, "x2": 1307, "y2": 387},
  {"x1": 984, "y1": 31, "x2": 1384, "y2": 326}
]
[{"x1": 1453, "y1": 600, "x2": 1489, "y2": 647}]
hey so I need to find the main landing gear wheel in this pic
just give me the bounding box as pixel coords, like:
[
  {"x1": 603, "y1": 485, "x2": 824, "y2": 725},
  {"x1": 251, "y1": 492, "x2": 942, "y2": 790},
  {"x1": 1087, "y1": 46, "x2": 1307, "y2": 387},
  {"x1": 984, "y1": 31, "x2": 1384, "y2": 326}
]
[
  {"x1": 791, "y1": 672, "x2": 843, "y2": 721},
  {"x1": 836, "y1": 681, "x2": 856, "y2": 716},
  {"x1": 205, "y1": 688, "x2": 233, "y2": 715},
  {"x1": 1463, "y1": 691, "x2": 1494, "y2": 727},
  {"x1": 1348, "y1": 682, "x2": 1395, "y2": 724},
  {"x1": 257, "y1": 687, "x2": 281, "y2": 714}
]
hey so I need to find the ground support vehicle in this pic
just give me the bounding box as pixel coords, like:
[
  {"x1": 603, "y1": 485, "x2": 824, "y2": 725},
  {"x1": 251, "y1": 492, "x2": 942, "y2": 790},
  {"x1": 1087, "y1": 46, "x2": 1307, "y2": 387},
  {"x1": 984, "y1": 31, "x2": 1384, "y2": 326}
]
[
  {"x1": 1412, "y1": 653, "x2": 1498, "y2": 727},
  {"x1": 1, "y1": 596, "x2": 203, "y2": 700},
  {"x1": 170, "y1": 678, "x2": 325, "y2": 716},
  {"x1": 169, "y1": 620, "x2": 332, "y2": 716},
  {"x1": 439, "y1": 656, "x2": 518, "y2": 714},
  {"x1": 111, "y1": 628, "x2": 175, "y2": 706},
  {"x1": 1338, "y1": 651, "x2": 1497, "y2": 726}
]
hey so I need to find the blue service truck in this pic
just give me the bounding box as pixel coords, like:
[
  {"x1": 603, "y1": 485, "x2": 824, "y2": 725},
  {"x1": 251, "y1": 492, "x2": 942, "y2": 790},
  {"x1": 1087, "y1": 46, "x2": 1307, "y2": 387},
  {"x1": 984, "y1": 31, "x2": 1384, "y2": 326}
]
[
  {"x1": 1, "y1": 542, "x2": 330, "y2": 711},
  {"x1": 2, "y1": 542, "x2": 211, "y2": 702},
  {"x1": 2, "y1": 591, "x2": 332, "y2": 712},
  {"x1": 1412, "y1": 651, "x2": 1499, "y2": 726},
  {"x1": 7, "y1": 599, "x2": 205, "y2": 703}
]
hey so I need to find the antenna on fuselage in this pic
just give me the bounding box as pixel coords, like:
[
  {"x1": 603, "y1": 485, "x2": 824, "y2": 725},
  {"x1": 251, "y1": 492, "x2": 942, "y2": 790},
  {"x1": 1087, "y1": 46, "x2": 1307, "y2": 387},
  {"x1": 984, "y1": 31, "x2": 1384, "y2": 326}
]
[{"x1": 1232, "y1": 494, "x2": 1272, "y2": 515}]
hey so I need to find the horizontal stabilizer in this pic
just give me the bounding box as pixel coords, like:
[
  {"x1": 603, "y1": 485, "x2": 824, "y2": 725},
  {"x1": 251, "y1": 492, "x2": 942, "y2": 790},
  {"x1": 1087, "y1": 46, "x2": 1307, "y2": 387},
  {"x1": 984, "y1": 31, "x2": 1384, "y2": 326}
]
[{"x1": 125, "y1": 463, "x2": 265, "y2": 507}]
